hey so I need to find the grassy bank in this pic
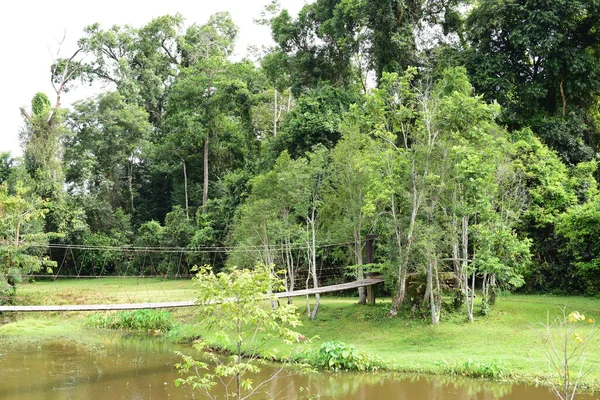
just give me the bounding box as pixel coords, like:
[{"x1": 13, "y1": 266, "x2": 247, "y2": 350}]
[{"x1": 2, "y1": 278, "x2": 600, "y2": 386}]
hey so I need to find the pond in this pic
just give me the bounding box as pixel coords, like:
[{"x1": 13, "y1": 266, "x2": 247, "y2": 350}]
[{"x1": 0, "y1": 334, "x2": 594, "y2": 400}]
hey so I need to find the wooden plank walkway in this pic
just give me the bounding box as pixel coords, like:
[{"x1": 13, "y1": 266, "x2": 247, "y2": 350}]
[{"x1": 0, "y1": 278, "x2": 384, "y2": 312}]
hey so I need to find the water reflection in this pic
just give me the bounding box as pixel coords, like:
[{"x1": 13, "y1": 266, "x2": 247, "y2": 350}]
[{"x1": 0, "y1": 334, "x2": 595, "y2": 399}]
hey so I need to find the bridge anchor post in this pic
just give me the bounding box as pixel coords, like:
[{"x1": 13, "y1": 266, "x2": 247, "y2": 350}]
[{"x1": 365, "y1": 234, "x2": 379, "y2": 305}]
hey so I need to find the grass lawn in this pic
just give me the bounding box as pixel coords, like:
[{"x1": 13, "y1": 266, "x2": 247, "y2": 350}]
[{"x1": 2, "y1": 278, "x2": 600, "y2": 386}]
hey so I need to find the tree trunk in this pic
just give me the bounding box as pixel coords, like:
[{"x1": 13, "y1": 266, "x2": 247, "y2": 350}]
[
  {"x1": 283, "y1": 233, "x2": 295, "y2": 305},
  {"x1": 428, "y1": 258, "x2": 441, "y2": 325},
  {"x1": 182, "y1": 159, "x2": 189, "y2": 219},
  {"x1": 273, "y1": 89, "x2": 278, "y2": 137},
  {"x1": 490, "y1": 274, "x2": 497, "y2": 305},
  {"x1": 461, "y1": 214, "x2": 474, "y2": 322},
  {"x1": 202, "y1": 134, "x2": 209, "y2": 209},
  {"x1": 559, "y1": 78, "x2": 567, "y2": 118},
  {"x1": 391, "y1": 164, "x2": 419, "y2": 312},
  {"x1": 128, "y1": 161, "x2": 134, "y2": 213},
  {"x1": 309, "y1": 212, "x2": 320, "y2": 320}
]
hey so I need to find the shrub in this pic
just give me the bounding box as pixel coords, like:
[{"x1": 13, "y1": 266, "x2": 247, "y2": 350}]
[
  {"x1": 306, "y1": 341, "x2": 388, "y2": 372},
  {"x1": 87, "y1": 309, "x2": 173, "y2": 331}
]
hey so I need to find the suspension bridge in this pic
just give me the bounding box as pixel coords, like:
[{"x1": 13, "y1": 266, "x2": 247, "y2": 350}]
[
  {"x1": 0, "y1": 235, "x2": 384, "y2": 312},
  {"x1": 0, "y1": 277, "x2": 384, "y2": 312}
]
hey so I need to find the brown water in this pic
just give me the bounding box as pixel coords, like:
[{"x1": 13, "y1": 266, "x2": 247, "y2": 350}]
[{"x1": 0, "y1": 335, "x2": 595, "y2": 400}]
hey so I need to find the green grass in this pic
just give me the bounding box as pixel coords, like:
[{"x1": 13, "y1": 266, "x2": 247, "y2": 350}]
[
  {"x1": 288, "y1": 295, "x2": 600, "y2": 385},
  {"x1": 14, "y1": 277, "x2": 196, "y2": 305},
  {"x1": 4, "y1": 278, "x2": 600, "y2": 386}
]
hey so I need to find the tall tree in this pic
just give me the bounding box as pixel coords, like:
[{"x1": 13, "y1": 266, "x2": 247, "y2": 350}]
[
  {"x1": 77, "y1": 12, "x2": 238, "y2": 127},
  {"x1": 324, "y1": 125, "x2": 376, "y2": 304},
  {"x1": 64, "y1": 91, "x2": 151, "y2": 231},
  {"x1": 466, "y1": 0, "x2": 600, "y2": 163},
  {"x1": 162, "y1": 58, "x2": 260, "y2": 211}
]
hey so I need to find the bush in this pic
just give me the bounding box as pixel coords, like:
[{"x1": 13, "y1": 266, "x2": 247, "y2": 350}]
[
  {"x1": 305, "y1": 341, "x2": 388, "y2": 372},
  {"x1": 87, "y1": 309, "x2": 173, "y2": 331},
  {"x1": 435, "y1": 359, "x2": 509, "y2": 379}
]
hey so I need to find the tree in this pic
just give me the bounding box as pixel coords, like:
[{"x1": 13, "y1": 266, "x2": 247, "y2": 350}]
[
  {"x1": 162, "y1": 58, "x2": 261, "y2": 211},
  {"x1": 19, "y1": 92, "x2": 66, "y2": 200},
  {"x1": 267, "y1": 0, "x2": 467, "y2": 92},
  {"x1": 175, "y1": 265, "x2": 307, "y2": 399},
  {"x1": 77, "y1": 13, "x2": 238, "y2": 127},
  {"x1": 64, "y1": 91, "x2": 151, "y2": 227},
  {"x1": 324, "y1": 124, "x2": 377, "y2": 304},
  {"x1": 360, "y1": 67, "x2": 529, "y2": 322},
  {"x1": 0, "y1": 182, "x2": 56, "y2": 303},
  {"x1": 511, "y1": 130, "x2": 594, "y2": 293},
  {"x1": 230, "y1": 152, "x2": 303, "y2": 295},
  {"x1": 466, "y1": 0, "x2": 600, "y2": 163},
  {"x1": 555, "y1": 196, "x2": 600, "y2": 295},
  {"x1": 230, "y1": 148, "x2": 329, "y2": 317},
  {"x1": 297, "y1": 147, "x2": 330, "y2": 319},
  {"x1": 270, "y1": 84, "x2": 358, "y2": 159}
]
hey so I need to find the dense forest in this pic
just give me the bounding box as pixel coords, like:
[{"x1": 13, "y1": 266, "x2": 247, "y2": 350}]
[{"x1": 2, "y1": 0, "x2": 600, "y2": 323}]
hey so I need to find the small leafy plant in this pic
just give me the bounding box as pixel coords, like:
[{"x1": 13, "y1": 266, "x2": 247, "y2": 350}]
[
  {"x1": 87, "y1": 309, "x2": 173, "y2": 332},
  {"x1": 306, "y1": 341, "x2": 388, "y2": 372},
  {"x1": 174, "y1": 265, "x2": 309, "y2": 400}
]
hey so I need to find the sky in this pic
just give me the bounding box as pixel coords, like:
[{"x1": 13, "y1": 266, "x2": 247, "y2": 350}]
[{"x1": 0, "y1": 0, "x2": 307, "y2": 156}]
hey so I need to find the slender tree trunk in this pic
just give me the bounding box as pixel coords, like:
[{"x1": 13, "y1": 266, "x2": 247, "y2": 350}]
[
  {"x1": 435, "y1": 259, "x2": 442, "y2": 322},
  {"x1": 128, "y1": 157, "x2": 134, "y2": 212},
  {"x1": 462, "y1": 214, "x2": 474, "y2": 322},
  {"x1": 284, "y1": 233, "x2": 295, "y2": 304},
  {"x1": 391, "y1": 162, "x2": 419, "y2": 312},
  {"x1": 273, "y1": 89, "x2": 278, "y2": 137},
  {"x1": 490, "y1": 274, "x2": 497, "y2": 305},
  {"x1": 560, "y1": 79, "x2": 567, "y2": 118},
  {"x1": 182, "y1": 159, "x2": 189, "y2": 219},
  {"x1": 309, "y1": 212, "x2": 320, "y2": 320},
  {"x1": 389, "y1": 194, "x2": 408, "y2": 309},
  {"x1": 428, "y1": 258, "x2": 441, "y2": 325},
  {"x1": 236, "y1": 316, "x2": 242, "y2": 400},
  {"x1": 202, "y1": 134, "x2": 209, "y2": 209},
  {"x1": 355, "y1": 229, "x2": 366, "y2": 304}
]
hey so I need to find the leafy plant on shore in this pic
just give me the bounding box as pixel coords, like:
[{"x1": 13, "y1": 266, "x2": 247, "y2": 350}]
[
  {"x1": 87, "y1": 309, "x2": 173, "y2": 332},
  {"x1": 305, "y1": 340, "x2": 389, "y2": 372}
]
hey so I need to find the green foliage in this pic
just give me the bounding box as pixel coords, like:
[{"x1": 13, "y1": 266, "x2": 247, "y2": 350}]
[
  {"x1": 466, "y1": 0, "x2": 600, "y2": 162},
  {"x1": 0, "y1": 181, "x2": 56, "y2": 303},
  {"x1": 306, "y1": 340, "x2": 388, "y2": 372},
  {"x1": 175, "y1": 265, "x2": 308, "y2": 399},
  {"x1": 31, "y1": 92, "x2": 51, "y2": 117},
  {"x1": 0, "y1": 152, "x2": 14, "y2": 185},
  {"x1": 436, "y1": 359, "x2": 510, "y2": 380},
  {"x1": 86, "y1": 309, "x2": 173, "y2": 331},
  {"x1": 556, "y1": 199, "x2": 600, "y2": 294},
  {"x1": 271, "y1": 84, "x2": 358, "y2": 158}
]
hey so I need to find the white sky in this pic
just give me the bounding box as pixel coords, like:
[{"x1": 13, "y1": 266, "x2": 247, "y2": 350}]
[{"x1": 0, "y1": 0, "x2": 307, "y2": 156}]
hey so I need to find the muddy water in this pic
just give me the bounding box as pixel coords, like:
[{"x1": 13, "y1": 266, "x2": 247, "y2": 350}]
[{"x1": 0, "y1": 335, "x2": 595, "y2": 400}]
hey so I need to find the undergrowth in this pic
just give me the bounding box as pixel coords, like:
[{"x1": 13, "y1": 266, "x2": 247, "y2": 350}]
[
  {"x1": 435, "y1": 359, "x2": 510, "y2": 379},
  {"x1": 302, "y1": 340, "x2": 389, "y2": 372},
  {"x1": 86, "y1": 309, "x2": 174, "y2": 332}
]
